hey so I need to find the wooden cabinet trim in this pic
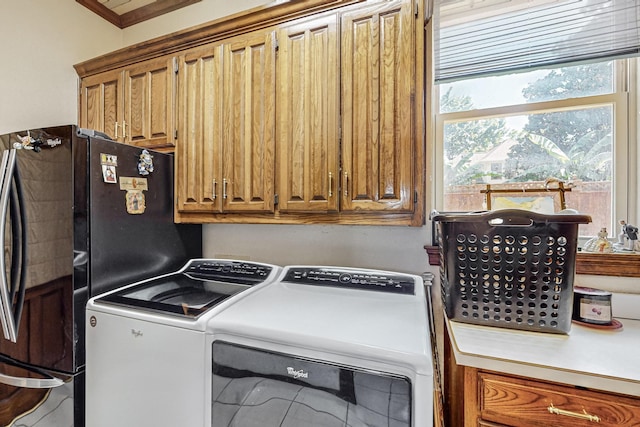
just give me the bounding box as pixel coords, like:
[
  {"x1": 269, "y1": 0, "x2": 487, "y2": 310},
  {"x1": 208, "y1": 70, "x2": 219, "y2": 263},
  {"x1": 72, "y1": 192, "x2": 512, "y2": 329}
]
[
  {"x1": 74, "y1": 0, "x2": 365, "y2": 77},
  {"x1": 174, "y1": 210, "x2": 421, "y2": 226}
]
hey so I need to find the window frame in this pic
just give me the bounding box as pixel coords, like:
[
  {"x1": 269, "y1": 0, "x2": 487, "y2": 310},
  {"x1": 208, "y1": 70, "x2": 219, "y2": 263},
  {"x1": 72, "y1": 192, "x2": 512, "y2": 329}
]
[{"x1": 433, "y1": 59, "x2": 634, "y2": 242}]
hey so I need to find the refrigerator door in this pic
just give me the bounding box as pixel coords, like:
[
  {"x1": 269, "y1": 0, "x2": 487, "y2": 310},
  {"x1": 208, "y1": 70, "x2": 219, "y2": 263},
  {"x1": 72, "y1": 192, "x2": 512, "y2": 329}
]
[
  {"x1": 0, "y1": 126, "x2": 76, "y2": 377},
  {"x1": 0, "y1": 125, "x2": 200, "y2": 425}
]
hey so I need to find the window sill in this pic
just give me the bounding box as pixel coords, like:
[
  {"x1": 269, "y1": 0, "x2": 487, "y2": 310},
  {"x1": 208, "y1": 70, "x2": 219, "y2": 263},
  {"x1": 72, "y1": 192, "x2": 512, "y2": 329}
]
[{"x1": 424, "y1": 246, "x2": 640, "y2": 278}]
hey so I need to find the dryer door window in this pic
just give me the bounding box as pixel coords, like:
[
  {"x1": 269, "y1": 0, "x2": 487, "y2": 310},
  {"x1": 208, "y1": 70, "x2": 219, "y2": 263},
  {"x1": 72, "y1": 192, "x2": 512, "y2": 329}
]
[{"x1": 211, "y1": 341, "x2": 411, "y2": 427}]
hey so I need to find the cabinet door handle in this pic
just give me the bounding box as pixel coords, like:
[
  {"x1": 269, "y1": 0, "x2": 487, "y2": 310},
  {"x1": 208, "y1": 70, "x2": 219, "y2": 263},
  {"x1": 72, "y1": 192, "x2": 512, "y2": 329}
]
[
  {"x1": 343, "y1": 172, "x2": 349, "y2": 197},
  {"x1": 328, "y1": 172, "x2": 333, "y2": 198},
  {"x1": 548, "y1": 404, "x2": 600, "y2": 423},
  {"x1": 223, "y1": 178, "x2": 228, "y2": 199},
  {"x1": 122, "y1": 120, "x2": 127, "y2": 139},
  {"x1": 114, "y1": 122, "x2": 119, "y2": 139},
  {"x1": 212, "y1": 179, "x2": 217, "y2": 200}
]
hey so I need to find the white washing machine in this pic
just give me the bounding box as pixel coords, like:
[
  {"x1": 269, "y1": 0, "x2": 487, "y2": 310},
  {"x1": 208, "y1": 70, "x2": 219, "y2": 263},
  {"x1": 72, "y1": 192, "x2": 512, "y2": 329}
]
[
  {"x1": 85, "y1": 259, "x2": 281, "y2": 427},
  {"x1": 207, "y1": 265, "x2": 434, "y2": 427}
]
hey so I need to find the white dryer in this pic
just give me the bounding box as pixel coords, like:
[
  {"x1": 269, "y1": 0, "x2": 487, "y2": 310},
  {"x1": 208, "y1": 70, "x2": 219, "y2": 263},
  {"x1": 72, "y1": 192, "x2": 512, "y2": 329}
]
[
  {"x1": 207, "y1": 265, "x2": 434, "y2": 427},
  {"x1": 85, "y1": 259, "x2": 281, "y2": 427}
]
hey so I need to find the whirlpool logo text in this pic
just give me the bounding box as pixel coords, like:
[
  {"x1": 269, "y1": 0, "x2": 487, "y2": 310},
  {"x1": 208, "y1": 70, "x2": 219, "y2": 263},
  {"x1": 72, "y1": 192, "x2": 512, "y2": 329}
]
[{"x1": 286, "y1": 367, "x2": 309, "y2": 379}]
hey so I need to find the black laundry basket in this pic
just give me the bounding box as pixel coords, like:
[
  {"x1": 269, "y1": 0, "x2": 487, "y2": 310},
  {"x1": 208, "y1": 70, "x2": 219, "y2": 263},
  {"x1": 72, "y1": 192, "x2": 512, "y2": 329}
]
[{"x1": 431, "y1": 209, "x2": 591, "y2": 334}]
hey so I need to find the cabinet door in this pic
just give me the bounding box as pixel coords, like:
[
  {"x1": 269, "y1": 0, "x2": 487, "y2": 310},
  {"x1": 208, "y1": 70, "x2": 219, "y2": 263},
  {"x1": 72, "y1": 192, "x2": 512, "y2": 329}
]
[
  {"x1": 277, "y1": 14, "x2": 340, "y2": 212},
  {"x1": 341, "y1": 0, "x2": 415, "y2": 212},
  {"x1": 79, "y1": 69, "x2": 123, "y2": 141},
  {"x1": 123, "y1": 56, "x2": 177, "y2": 151},
  {"x1": 176, "y1": 45, "x2": 223, "y2": 213},
  {"x1": 221, "y1": 30, "x2": 276, "y2": 213}
]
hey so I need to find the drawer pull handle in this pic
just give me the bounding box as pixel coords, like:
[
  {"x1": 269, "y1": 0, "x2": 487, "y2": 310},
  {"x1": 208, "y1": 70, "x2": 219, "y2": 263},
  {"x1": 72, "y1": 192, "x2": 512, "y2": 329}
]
[{"x1": 548, "y1": 404, "x2": 600, "y2": 423}]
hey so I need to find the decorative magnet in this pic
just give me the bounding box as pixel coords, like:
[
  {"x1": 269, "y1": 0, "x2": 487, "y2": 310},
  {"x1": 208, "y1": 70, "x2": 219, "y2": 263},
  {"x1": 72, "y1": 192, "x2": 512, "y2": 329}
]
[
  {"x1": 102, "y1": 165, "x2": 117, "y2": 183},
  {"x1": 100, "y1": 153, "x2": 118, "y2": 184},
  {"x1": 100, "y1": 153, "x2": 118, "y2": 167},
  {"x1": 119, "y1": 177, "x2": 148, "y2": 215},
  {"x1": 14, "y1": 131, "x2": 43, "y2": 152},
  {"x1": 125, "y1": 190, "x2": 146, "y2": 214},
  {"x1": 138, "y1": 149, "x2": 154, "y2": 176},
  {"x1": 119, "y1": 176, "x2": 148, "y2": 192}
]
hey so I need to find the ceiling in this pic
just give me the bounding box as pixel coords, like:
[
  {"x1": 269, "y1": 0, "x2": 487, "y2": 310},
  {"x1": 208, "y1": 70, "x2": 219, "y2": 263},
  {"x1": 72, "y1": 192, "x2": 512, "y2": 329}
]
[{"x1": 76, "y1": 0, "x2": 202, "y2": 28}]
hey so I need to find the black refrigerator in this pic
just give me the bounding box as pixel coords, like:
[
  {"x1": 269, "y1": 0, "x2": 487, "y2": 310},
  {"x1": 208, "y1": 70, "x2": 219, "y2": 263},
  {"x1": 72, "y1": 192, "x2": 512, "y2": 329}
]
[{"x1": 0, "y1": 125, "x2": 201, "y2": 426}]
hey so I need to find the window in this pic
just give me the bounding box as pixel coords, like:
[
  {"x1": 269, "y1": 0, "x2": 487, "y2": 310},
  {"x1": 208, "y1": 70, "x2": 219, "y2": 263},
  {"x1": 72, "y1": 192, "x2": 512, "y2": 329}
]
[
  {"x1": 432, "y1": 0, "x2": 640, "y2": 239},
  {"x1": 434, "y1": 59, "x2": 634, "y2": 238}
]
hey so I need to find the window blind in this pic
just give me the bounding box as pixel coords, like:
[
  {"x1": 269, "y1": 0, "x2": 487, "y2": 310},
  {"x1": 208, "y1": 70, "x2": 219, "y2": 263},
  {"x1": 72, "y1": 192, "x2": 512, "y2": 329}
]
[{"x1": 434, "y1": 0, "x2": 640, "y2": 82}]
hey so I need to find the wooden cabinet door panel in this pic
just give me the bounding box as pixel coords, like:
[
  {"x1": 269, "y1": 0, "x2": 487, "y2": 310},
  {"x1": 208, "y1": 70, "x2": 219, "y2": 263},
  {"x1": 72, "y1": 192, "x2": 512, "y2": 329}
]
[
  {"x1": 476, "y1": 370, "x2": 640, "y2": 427},
  {"x1": 123, "y1": 56, "x2": 176, "y2": 150},
  {"x1": 176, "y1": 45, "x2": 223, "y2": 213},
  {"x1": 221, "y1": 31, "x2": 276, "y2": 213},
  {"x1": 79, "y1": 69, "x2": 123, "y2": 140},
  {"x1": 277, "y1": 14, "x2": 340, "y2": 212},
  {"x1": 341, "y1": 0, "x2": 415, "y2": 212}
]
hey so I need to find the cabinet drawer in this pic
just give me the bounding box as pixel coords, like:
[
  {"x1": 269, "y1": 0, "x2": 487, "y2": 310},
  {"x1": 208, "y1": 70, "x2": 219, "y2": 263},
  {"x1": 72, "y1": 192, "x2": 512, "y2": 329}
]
[{"x1": 477, "y1": 371, "x2": 640, "y2": 427}]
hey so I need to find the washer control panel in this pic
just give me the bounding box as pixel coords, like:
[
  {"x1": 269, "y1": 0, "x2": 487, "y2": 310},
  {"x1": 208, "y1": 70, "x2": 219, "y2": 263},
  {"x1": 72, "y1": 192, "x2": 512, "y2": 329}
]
[
  {"x1": 185, "y1": 260, "x2": 273, "y2": 284},
  {"x1": 283, "y1": 267, "x2": 415, "y2": 295}
]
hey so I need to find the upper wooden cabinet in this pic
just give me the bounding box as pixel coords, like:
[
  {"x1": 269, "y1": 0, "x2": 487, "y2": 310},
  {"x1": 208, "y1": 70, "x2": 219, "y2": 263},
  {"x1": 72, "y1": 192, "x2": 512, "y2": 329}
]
[
  {"x1": 175, "y1": 44, "x2": 221, "y2": 214},
  {"x1": 79, "y1": 68, "x2": 122, "y2": 142},
  {"x1": 276, "y1": 14, "x2": 340, "y2": 213},
  {"x1": 79, "y1": 56, "x2": 177, "y2": 152},
  {"x1": 76, "y1": 0, "x2": 425, "y2": 225},
  {"x1": 175, "y1": 30, "x2": 277, "y2": 215},
  {"x1": 341, "y1": 0, "x2": 416, "y2": 213},
  {"x1": 221, "y1": 30, "x2": 277, "y2": 213}
]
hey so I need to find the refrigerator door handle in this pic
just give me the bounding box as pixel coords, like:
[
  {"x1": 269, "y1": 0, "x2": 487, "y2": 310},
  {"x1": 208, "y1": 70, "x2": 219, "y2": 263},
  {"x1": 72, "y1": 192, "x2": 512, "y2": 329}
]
[
  {"x1": 0, "y1": 353, "x2": 65, "y2": 388},
  {"x1": 0, "y1": 149, "x2": 19, "y2": 342},
  {"x1": 0, "y1": 369, "x2": 65, "y2": 388}
]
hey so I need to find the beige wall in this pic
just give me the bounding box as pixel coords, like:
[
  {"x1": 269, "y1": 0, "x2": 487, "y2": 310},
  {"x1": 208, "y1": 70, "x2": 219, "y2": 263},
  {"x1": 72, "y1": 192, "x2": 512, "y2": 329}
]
[
  {"x1": 203, "y1": 224, "x2": 431, "y2": 275},
  {"x1": 0, "y1": 0, "x2": 270, "y2": 135},
  {"x1": 0, "y1": 0, "x2": 122, "y2": 134}
]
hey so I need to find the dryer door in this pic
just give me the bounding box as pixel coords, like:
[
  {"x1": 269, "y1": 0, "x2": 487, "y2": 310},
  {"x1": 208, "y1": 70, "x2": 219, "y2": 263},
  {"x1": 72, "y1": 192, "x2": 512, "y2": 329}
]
[{"x1": 211, "y1": 341, "x2": 411, "y2": 427}]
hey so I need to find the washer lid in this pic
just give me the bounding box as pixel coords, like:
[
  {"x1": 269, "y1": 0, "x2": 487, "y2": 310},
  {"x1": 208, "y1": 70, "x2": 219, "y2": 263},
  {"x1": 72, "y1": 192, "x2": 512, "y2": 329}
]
[{"x1": 95, "y1": 260, "x2": 276, "y2": 318}]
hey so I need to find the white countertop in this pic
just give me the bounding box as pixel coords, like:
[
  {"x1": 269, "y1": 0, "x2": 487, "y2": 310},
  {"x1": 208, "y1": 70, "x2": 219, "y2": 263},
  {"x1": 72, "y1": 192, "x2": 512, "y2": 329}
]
[{"x1": 447, "y1": 317, "x2": 640, "y2": 397}]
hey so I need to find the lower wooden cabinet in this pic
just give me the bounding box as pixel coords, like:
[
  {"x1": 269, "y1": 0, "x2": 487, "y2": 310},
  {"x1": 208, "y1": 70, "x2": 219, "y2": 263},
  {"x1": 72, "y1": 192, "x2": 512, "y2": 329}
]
[
  {"x1": 443, "y1": 331, "x2": 640, "y2": 426},
  {"x1": 465, "y1": 368, "x2": 640, "y2": 427}
]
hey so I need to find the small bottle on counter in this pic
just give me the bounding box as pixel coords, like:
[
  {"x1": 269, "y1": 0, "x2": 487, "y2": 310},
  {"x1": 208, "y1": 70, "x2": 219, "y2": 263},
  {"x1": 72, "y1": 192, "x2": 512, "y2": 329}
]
[{"x1": 572, "y1": 286, "x2": 613, "y2": 325}]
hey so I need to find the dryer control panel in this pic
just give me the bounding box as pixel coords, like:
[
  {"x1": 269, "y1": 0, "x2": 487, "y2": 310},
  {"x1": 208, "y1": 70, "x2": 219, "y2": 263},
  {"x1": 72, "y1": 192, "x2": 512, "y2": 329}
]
[{"x1": 283, "y1": 267, "x2": 415, "y2": 295}]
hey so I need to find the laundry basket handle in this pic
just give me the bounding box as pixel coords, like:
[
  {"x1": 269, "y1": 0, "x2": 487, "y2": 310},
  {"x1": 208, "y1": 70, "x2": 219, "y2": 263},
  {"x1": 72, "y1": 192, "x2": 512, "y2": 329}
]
[{"x1": 430, "y1": 209, "x2": 591, "y2": 225}]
